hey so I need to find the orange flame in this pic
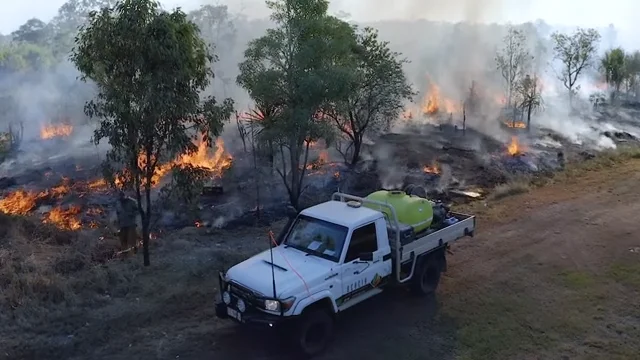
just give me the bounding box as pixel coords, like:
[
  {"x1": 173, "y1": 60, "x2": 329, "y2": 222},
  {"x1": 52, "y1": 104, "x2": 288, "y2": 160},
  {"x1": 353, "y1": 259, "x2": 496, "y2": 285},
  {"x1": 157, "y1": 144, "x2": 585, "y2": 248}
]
[
  {"x1": 504, "y1": 121, "x2": 527, "y2": 129},
  {"x1": 177, "y1": 137, "x2": 233, "y2": 178},
  {"x1": 115, "y1": 137, "x2": 233, "y2": 188},
  {"x1": 421, "y1": 82, "x2": 461, "y2": 115},
  {"x1": 507, "y1": 137, "x2": 524, "y2": 156},
  {"x1": 423, "y1": 161, "x2": 440, "y2": 174},
  {"x1": 306, "y1": 150, "x2": 330, "y2": 170},
  {"x1": 43, "y1": 206, "x2": 82, "y2": 230},
  {"x1": 0, "y1": 190, "x2": 45, "y2": 215},
  {"x1": 40, "y1": 124, "x2": 73, "y2": 139}
]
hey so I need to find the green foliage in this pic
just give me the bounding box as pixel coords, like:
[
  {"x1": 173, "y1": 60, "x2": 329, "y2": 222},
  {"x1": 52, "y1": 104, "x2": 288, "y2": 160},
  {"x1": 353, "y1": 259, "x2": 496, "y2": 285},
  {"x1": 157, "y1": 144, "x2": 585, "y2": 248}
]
[
  {"x1": 237, "y1": 0, "x2": 357, "y2": 209},
  {"x1": 600, "y1": 47, "x2": 626, "y2": 98},
  {"x1": 623, "y1": 51, "x2": 640, "y2": 94},
  {"x1": 187, "y1": 5, "x2": 237, "y2": 98},
  {"x1": 0, "y1": 42, "x2": 54, "y2": 72},
  {"x1": 49, "y1": 0, "x2": 119, "y2": 57},
  {"x1": 188, "y1": 5, "x2": 236, "y2": 47},
  {"x1": 495, "y1": 27, "x2": 532, "y2": 108},
  {"x1": 551, "y1": 28, "x2": 600, "y2": 104},
  {"x1": 157, "y1": 165, "x2": 210, "y2": 218},
  {"x1": 323, "y1": 26, "x2": 414, "y2": 165},
  {"x1": 71, "y1": 0, "x2": 234, "y2": 265},
  {"x1": 11, "y1": 18, "x2": 49, "y2": 45},
  {"x1": 514, "y1": 74, "x2": 543, "y2": 129}
]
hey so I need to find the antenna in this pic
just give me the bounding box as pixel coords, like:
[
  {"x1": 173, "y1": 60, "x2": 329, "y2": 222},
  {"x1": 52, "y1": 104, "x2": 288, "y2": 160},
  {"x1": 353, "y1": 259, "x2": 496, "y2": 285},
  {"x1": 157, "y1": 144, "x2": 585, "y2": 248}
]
[{"x1": 268, "y1": 231, "x2": 277, "y2": 299}]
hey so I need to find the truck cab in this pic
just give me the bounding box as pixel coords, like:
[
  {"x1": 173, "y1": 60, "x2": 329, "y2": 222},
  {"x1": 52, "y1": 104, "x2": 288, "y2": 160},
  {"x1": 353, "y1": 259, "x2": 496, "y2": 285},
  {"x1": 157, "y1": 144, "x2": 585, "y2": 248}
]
[
  {"x1": 216, "y1": 192, "x2": 475, "y2": 357},
  {"x1": 218, "y1": 200, "x2": 392, "y2": 313}
]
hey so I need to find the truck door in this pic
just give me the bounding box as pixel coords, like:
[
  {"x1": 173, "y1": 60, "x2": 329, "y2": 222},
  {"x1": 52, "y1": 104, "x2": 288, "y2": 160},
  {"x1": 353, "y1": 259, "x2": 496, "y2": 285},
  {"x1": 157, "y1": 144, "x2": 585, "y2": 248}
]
[{"x1": 338, "y1": 222, "x2": 387, "y2": 309}]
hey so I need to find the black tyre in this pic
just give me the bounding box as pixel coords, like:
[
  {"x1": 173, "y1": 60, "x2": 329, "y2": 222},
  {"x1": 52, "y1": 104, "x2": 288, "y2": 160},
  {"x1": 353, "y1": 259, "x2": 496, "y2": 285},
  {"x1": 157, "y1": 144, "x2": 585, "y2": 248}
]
[
  {"x1": 295, "y1": 309, "x2": 334, "y2": 357},
  {"x1": 410, "y1": 255, "x2": 442, "y2": 296}
]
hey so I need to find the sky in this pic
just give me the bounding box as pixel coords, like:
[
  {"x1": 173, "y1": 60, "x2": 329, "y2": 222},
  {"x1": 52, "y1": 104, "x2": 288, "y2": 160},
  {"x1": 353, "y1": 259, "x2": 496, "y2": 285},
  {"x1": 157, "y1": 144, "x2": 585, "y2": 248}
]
[{"x1": 1, "y1": 0, "x2": 639, "y2": 48}]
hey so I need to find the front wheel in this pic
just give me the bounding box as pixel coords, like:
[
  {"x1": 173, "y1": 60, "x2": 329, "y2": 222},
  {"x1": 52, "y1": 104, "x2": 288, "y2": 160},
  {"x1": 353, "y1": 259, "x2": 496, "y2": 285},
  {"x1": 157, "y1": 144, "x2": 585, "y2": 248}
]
[
  {"x1": 410, "y1": 255, "x2": 442, "y2": 296},
  {"x1": 294, "y1": 309, "x2": 334, "y2": 357}
]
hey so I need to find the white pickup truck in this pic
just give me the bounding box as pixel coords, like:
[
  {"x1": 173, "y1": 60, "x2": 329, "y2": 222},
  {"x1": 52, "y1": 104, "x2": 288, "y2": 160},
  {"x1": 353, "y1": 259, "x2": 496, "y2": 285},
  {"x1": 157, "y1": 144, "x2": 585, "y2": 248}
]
[{"x1": 215, "y1": 191, "x2": 476, "y2": 356}]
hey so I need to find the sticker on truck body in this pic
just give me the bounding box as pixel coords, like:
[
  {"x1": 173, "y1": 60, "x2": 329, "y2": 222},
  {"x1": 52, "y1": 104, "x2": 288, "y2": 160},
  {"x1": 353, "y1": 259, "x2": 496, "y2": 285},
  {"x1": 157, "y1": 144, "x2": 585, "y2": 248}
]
[{"x1": 336, "y1": 273, "x2": 389, "y2": 306}]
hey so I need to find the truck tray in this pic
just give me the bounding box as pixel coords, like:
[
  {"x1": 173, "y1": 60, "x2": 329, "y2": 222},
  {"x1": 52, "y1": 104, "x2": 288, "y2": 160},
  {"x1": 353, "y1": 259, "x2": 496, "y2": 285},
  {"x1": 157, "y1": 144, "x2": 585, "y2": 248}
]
[{"x1": 388, "y1": 212, "x2": 475, "y2": 263}]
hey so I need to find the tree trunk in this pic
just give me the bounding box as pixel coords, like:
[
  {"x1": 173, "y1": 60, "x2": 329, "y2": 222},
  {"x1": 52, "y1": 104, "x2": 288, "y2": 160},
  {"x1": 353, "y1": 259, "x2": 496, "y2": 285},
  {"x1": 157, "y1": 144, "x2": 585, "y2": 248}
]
[
  {"x1": 526, "y1": 103, "x2": 533, "y2": 131},
  {"x1": 568, "y1": 89, "x2": 574, "y2": 110},
  {"x1": 349, "y1": 134, "x2": 362, "y2": 167},
  {"x1": 462, "y1": 107, "x2": 466, "y2": 136},
  {"x1": 268, "y1": 140, "x2": 274, "y2": 173},
  {"x1": 142, "y1": 186, "x2": 151, "y2": 266},
  {"x1": 251, "y1": 137, "x2": 261, "y2": 219},
  {"x1": 289, "y1": 147, "x2": 300, "y2": 210}
]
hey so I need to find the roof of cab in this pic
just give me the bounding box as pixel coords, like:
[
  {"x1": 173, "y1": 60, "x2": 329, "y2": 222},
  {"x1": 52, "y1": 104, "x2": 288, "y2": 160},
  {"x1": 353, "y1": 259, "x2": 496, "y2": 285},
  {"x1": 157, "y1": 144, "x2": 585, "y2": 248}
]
[{"x1": 300, "y1": 200, "x2": 382, "y2": 228}]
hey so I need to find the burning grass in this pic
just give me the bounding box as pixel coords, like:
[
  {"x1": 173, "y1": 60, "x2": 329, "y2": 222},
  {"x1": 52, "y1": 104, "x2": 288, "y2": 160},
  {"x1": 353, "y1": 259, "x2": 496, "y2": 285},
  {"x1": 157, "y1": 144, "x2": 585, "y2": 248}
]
[
  {"x1": 422, "y1": 82, "x2": 461, "y2": 115},
  {"x1": 0, "y1": 190, "x2": 44, "y2": 215},
  {"x1": 506, "y1": 136, "x2": 525, "y2": 156},
  {"x1": 0, "y1": 186, "x2": 104, "y2": 231},
  {"x1": 0, "y1": 137, "x2": 234, "y2": 232},
  {"x1": 503, "y1": 120, "x2": 527, "y2": 129},
  {"x1": 114, "y1": 137, "x2": 233, "y2": 187},
  {"x1": 40, "y1": 123, "x2": 73, "y2": 139},
  {"x1": 423, "y1": 161, "x2": 440, "y2": 174},
  {"x1": 42, "y1": 206, "x2": 82, "y2": 230}
]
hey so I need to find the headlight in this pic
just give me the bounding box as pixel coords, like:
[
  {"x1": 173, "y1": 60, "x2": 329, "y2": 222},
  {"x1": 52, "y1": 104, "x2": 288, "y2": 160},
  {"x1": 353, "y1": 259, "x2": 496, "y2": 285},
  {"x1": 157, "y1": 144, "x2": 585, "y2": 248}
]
[
  {"x1": 264, "y1": 297, "x2": 296, "y2": 312},
  {"x1": 222, "y1": 291, "x2": 231, "y2": 304},
  {"x1": 264, "y1": 299, "x2": 279, "y2": 311},
  {"x1": 237, "y1": 299, "x2": 246, "y2": 312}
]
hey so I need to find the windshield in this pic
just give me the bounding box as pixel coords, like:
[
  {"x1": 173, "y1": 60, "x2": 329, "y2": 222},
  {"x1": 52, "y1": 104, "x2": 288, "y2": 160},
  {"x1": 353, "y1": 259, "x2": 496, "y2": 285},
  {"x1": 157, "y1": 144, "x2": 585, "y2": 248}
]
[{"x1": 283, "y1": 215, "x2": 348, "y2": 262}]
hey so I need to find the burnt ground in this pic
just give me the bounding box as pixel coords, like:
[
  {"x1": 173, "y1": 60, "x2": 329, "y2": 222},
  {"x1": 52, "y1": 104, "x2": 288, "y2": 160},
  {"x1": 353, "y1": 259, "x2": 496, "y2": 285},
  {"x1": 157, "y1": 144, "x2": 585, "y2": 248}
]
[{"x1": 2, "y1": 153, "x2": 639, "y2": 360}]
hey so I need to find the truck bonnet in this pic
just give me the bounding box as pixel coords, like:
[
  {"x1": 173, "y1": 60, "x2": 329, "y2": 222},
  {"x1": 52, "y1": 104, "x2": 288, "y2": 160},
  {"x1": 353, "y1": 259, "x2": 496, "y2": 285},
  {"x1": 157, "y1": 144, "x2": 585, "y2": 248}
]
[{"x1": 225, "y1": 245, "x2": 333, "y2": 298}]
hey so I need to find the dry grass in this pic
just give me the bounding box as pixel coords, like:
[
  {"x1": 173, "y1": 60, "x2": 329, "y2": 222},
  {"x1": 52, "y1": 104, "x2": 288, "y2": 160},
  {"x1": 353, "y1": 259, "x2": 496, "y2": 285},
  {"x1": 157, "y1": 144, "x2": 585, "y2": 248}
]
[
  {"x1": 1, "y1": 147, "x2": 639, "y2": 359},
  {"x1": 484, "y1": 146, "x2": 640, "y2": 201},
  {"x1": 0, "y1": 210, "x2": 273, "y2": 359},
  {"x1": 460, "y1": 146, "x2": 640, "y2": 221},
  {"x1": 445, "y1": 263, "x2": 640, "y2": 360},
  {"x1": 445, "y1": 147, "x2": 640, "y2": 359},
  {"x1": 0, "y1": 214, "x2": 118, "y2": 312},
  {"x1": 488, "y1": 178, "x2": 531, "y2": 200}
]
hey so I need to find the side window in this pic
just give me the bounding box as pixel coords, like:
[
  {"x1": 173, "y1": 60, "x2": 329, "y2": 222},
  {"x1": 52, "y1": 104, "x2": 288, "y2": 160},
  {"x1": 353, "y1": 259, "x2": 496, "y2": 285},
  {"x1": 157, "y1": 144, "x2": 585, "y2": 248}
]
[{"x1": 344, "y1": 223, "x2": 378, "y2": 262}]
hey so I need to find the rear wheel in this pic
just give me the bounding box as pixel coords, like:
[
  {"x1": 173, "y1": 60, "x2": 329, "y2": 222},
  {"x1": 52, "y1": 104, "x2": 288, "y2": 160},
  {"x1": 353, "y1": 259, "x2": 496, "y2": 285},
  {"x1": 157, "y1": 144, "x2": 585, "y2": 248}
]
[
  {"x1": 294, "y1": 308, "x2": 334, "y2": 357},
  {"x1": 410, "y1": 255, "x2": 442, "y2": 296}
]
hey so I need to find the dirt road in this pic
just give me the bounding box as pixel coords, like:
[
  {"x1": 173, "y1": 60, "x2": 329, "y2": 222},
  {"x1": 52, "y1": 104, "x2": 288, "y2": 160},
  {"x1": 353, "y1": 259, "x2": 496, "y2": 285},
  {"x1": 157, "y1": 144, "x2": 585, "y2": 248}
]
[
  {"x1": 162, "y1": 160, "x2": 639, "y2": 360},
  {"x1": 10, "y1": 159, "x2": 637, "y2": 360}
]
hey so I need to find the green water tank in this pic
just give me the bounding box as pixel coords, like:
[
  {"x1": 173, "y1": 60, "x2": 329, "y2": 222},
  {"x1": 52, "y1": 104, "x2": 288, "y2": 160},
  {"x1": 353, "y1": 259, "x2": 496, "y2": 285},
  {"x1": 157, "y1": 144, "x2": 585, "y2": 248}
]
[{"x1": 364, "y1": 190, "x2": 434, "y2": 232}]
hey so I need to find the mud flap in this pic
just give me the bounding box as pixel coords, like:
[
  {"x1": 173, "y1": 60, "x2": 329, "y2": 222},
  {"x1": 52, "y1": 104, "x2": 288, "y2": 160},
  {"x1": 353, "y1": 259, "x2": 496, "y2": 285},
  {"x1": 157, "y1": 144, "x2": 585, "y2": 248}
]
[{"x1": 440, "y1": 247, "x2": 448, "y2": 273}]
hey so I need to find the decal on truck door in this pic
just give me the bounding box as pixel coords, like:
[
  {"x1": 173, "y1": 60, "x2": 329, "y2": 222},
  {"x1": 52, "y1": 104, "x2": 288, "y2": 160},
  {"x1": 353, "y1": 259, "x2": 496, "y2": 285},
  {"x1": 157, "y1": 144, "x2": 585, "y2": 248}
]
[{"x1": 336, "y1": 274, "x2": 389, "y2": 306}]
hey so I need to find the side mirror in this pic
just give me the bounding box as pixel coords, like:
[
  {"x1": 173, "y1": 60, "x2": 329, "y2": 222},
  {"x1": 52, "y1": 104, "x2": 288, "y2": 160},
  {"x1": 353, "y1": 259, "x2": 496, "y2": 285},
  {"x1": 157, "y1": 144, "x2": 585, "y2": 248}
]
[{"x1": 358, "y1": 252, "x2": 373, "y2": 261}]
